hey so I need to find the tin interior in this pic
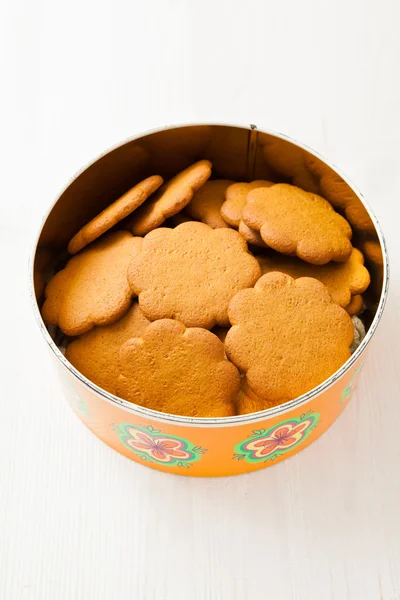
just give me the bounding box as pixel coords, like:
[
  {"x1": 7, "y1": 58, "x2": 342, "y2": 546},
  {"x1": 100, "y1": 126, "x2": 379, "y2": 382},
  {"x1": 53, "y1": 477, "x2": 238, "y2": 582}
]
[{"x1": 31, "y1": 124, "x2": 388, "y2": 424}]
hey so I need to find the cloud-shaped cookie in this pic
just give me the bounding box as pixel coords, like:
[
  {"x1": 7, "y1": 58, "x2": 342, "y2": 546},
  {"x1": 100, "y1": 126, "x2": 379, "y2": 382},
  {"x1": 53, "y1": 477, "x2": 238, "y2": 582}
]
[
  {"x1": 257, "y1": 247, "x2": 370, "y2": 308},
  {"x1": 220, "y1": 180, "x2": 273, "y2": 228},
  {"x1": 116, "y1": 319, "x2": 240, "y2": 417},
  {"x1": 237, "y1": 379, "x2": 279, "y2": 415},
  {"x1": 186, "y1": 179, "x2": 234, "y2": 228},
  {"x1": 66, "y1": 303, "x2": 150, "y2": 394},
  {"x1": 225, "y1": 272, "x2": 354, "y2": 403},
  {"x1": 42, "y1": 231, "x2": 142, "y2": 336},
  {"x1": 242, "y1": 184, "x2": 353, "y2": 265},
  {"x1": 127, "y1": 221, "x2": 261, "y2": 329}
]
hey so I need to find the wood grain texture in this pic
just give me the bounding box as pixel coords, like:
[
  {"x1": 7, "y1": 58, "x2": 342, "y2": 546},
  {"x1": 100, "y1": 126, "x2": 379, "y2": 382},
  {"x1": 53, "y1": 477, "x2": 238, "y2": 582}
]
[{"x1": 1, "y1": 0, "x2": 400, "y2": 597}]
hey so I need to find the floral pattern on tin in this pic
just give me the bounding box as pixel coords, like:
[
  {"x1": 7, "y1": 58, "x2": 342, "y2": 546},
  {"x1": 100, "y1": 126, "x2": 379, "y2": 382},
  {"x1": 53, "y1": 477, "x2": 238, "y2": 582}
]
[
  {"x1": 233, "y1": 411, "x2": 320, "y2": 463},
  {"x1": 114, "y1": 423, "x2": 207, "y2": 468},
  {"x1": 341, "y1": 362, "x2": 364, "y2": 404},
  {"x1": 64, "y1": 380, "x2": 90, "y2": 417}
]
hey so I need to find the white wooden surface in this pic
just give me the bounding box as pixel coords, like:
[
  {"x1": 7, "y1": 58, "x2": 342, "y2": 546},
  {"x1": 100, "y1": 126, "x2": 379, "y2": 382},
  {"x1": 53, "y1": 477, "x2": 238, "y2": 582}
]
[{"x1": 1, "y1": 0, "x2": 400, "y2": 598}]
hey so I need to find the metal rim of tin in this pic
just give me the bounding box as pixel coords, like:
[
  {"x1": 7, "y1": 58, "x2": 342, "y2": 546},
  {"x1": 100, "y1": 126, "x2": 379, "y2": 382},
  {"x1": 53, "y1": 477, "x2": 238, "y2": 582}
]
[{"x1": 29, "y1": 123, "x2": 390, "y2": 427}]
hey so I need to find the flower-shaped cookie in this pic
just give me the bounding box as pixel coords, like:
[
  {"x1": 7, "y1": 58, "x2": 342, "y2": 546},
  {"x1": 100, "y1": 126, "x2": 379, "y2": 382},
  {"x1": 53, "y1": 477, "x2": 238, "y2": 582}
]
[
  {"x1": 186, "y1": 179, "x2": 234, "y2": 228},
  {"x1": 116, "y1": 319, "x2": 240, "y2": 417},
  {"x1": 237, "y1": 379, "x2": 279, "y2": 415},
  {"x1": 242, "y1": 184, "x2": 353, "y2": 265},
  {"x1": 42, "y1": 231, "x2": 142, "y2": 336},
  {"x1": 66, "y1": 303, "x2": 150, "y2": 394},
  {"x1": 257, "y1": 247, "x2": 370, "y2": 308},
  {"x1": 225, "y1": 272, "x2": 354, "y2": 403},
  {"x1": 220, "y1": 180, "x2": 274, "y2": 228},
  {"x1": 127, "y1": 221, "x2": 261, "y2": 328}
]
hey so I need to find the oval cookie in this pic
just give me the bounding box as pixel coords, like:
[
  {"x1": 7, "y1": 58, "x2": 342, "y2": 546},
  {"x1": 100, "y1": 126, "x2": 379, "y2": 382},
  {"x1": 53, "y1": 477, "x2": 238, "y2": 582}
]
[
  {"x1": 127, "y1": 221, "x2": 261, "y2": 329},
  {"x1": 186, "y1": 179, "x2": 234, "y2": 228},
  {"x1": 66, "y1": 303, "x2": 150, "y2": 394},
  {"x1": 256, "y1": 247, "x2": 370, "y2": 307},
  {"x1": 243, "y1": 184, "x2": 353, "y2": 265},
  {"x1": 116, "y1": 319, "x2": 240, "y2": 417},
  {"x1": 130, "y1": 160, "x2": 212, "y2": 236},
  {"x1": 67, "y1": 175, "x2": 163, "y2": 254},
  {"x1": 42, "y1": 231, "x2": 142, "y2": 336},
  {"x1": 225, "y1": 272, "x2": 354, "y2": 403}
]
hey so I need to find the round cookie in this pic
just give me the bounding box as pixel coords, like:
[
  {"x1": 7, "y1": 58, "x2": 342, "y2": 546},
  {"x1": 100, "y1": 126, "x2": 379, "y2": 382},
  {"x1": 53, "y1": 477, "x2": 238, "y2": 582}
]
[
  {"x1": 127, "y1": 221, "x2": 261, "y2": 329},
  {"x1": 130, "y1": 160, "x2": 212, "y2": 236},
  {"x1": 256, "y1": 247, "x2": 370, "y2": 307},
  {"x1": 237, "y1": 379, "x2": 279, "y2": 415},
  {"x1": 243, "y1": 184, "x2": 353, "y2": 265},
  {"x1": 66, "y1": 303, "x2": 150, "y2": 394},
  {"x1": 221, "y1": 180, "x2": 274, "y2": 228},
  {"x1": 42, "y1": 231, "x2": 142, "y2": 336},
  {"x1": 345, "y1": 294, "x2": 364, "y2": 316},
  {"x1": 186, "y1": 179, "x2": 234, "y2": 228},
  {"x1": 67, "y1": 175, "x2": 163, "y2": 254},
  {"x1": 238, "y1": 220, "x2": 267, "y2": 248},
  {"x1": 116, "y1": 319, "x2": 240, "y2": 417},
  {"x1": 225, "y1": 272, "x2": 354, "y2": 403}
]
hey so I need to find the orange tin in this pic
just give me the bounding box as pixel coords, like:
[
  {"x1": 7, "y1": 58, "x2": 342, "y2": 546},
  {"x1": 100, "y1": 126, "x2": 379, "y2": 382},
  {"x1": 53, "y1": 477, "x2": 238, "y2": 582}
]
[{"x1": 30, "y1": 124, "x2": 389, "y2": 477}]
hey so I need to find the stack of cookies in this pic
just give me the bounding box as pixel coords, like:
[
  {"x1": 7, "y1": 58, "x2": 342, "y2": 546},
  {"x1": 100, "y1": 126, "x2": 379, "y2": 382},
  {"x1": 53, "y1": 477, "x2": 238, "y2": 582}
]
[{"x1": 41, "y1": 159, "x2": 371, "y2": 418}]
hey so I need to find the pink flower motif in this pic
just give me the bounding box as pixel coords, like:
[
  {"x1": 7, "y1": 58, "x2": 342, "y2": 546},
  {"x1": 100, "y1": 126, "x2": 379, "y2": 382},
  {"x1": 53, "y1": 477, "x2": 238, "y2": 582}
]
[
  {"x1": 234, "y1": 413, "x2": 319, "y2": 463},
  {"x1": 125, "y1": 429, "x2": 193, "y2": 463},
  {"x1": 115, "y1": 423, "x2": 206, "y2": 467},
  {"x1": 244, "y1": 420, "x2": 312, "y2": 459}
]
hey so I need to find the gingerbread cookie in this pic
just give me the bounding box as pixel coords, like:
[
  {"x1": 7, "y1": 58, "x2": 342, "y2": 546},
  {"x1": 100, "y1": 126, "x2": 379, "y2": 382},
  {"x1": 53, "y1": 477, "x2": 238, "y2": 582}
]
[
  {"x1": 237, "y1": 379, "x2": 279, "y2": 415},
  {"x1": 130, "y1": 160, "x2": 212, "y2": 236},
  {"x1": 42, "y1": 231, "x2": 142, "y2": 336},
  {"x1": 68, "y1": 175, "x2": 163, "y2": 255},
  {"x1": 186, "y1": 179, "x2": 234, "y2": 228},
  {"x1": 116, "y1": 319, "x2": 240, "y2": 417},
  {"x1": 257, "y1": 247, "x2": 370, "y2": 307},
  {"x1": 345, "y1": 294, "x2": 364, "y2": 316},
  {"x1": 221, "y1": 180, "x2": 273, "y2": 228},
  {"x1": 319, "y1": 174, "x2": 375, "y2": 234},
  {"x1": 243, "y1": 184, "x2": 353, "y2": 264},
  {"x1": 66, "y1": 303, "x2": 150, "y2": 394},
  {"x1": 225, "y1": 272, "x2": 354, "y2": 402},
  {"x1": 363, "y1": 240, "x2": 383, "y2": 267},
  {"x1": 127, "y1": 221, "x2": 261, "y2": 329},
  {"x1": 238, "y1": 220, "x2": 267, "y2": 248}
]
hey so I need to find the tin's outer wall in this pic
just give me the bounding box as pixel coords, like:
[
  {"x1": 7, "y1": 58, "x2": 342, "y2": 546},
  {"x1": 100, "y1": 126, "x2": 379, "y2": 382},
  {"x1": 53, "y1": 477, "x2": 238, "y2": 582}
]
[
  {"x1": 33, "y1": 124, "x2": 386, "y2": 477},
  {"x1": 57, "y1": 349, "x2": 366, "y2": 477}
]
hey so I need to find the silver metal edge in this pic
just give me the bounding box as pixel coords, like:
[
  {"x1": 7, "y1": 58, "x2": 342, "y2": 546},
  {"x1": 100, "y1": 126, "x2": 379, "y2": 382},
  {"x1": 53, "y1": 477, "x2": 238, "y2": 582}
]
[{"x1": 28, "y1": 122, "x2": 390, "y2": 428}]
